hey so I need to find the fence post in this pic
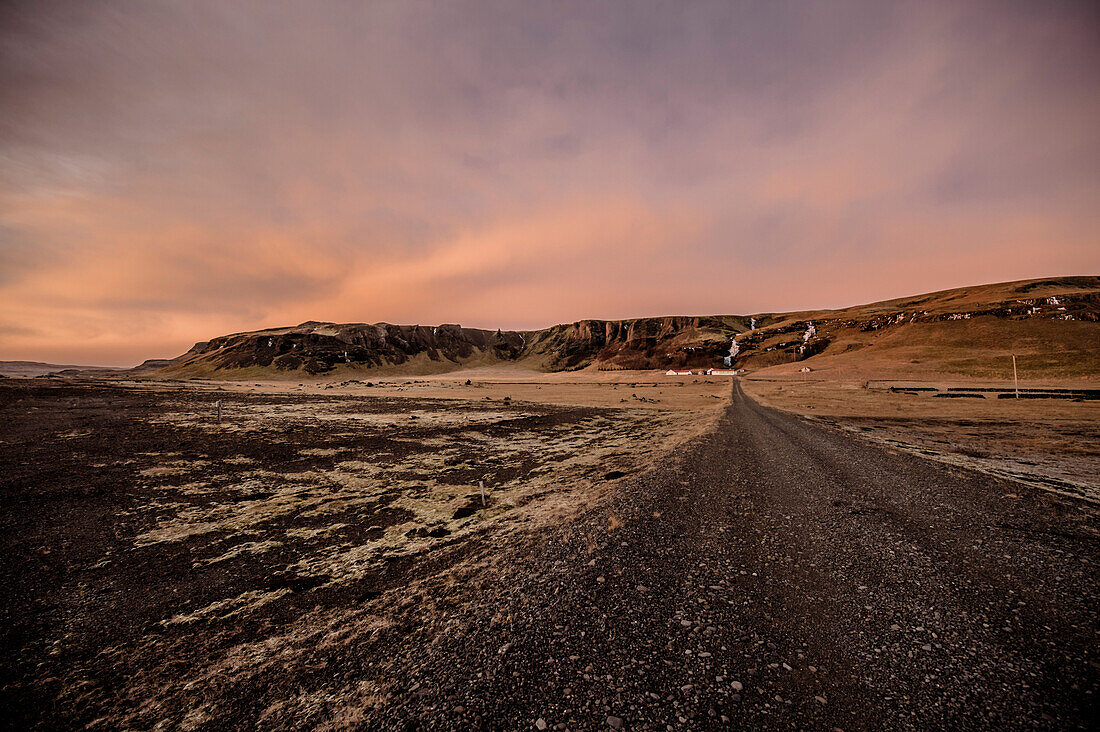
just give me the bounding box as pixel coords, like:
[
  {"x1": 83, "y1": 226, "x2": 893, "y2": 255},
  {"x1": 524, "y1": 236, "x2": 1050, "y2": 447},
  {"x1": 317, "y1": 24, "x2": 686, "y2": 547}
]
[{"x1": 1012, "y1": 354, "x2": 1019, "y2": 399}]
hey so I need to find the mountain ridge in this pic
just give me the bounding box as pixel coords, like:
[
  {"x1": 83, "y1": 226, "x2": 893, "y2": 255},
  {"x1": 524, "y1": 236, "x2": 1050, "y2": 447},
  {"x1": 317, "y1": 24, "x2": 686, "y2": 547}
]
[{"x1": 149, "y1": 276, "x2": 1098, "y2": 378}]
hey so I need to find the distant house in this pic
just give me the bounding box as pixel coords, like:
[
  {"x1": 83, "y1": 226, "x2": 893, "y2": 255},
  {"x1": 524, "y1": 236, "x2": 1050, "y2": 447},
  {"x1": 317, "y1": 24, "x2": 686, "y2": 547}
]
[
  {"x1": 665, "y1": 369, "x2": 693, "y2": 376},
  {"x1": 799, "y1": 366, "x2": 813, "y2": 373},
  {"x1": 705, "y1": 369, "x2": 739, "y2": 376}
]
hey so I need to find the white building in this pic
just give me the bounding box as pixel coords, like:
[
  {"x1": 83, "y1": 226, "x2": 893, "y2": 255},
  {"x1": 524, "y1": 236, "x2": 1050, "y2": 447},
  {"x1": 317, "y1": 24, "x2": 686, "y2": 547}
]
[{"x1": 665, "y1": 369, "x2": 693, "y2": 376}]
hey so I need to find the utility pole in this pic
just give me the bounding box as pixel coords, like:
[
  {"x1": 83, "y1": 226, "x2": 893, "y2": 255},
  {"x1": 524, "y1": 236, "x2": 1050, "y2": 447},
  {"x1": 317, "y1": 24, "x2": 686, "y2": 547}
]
[{"x1": 1012, "y1": 354, "x2": 1019, "y2": 399}]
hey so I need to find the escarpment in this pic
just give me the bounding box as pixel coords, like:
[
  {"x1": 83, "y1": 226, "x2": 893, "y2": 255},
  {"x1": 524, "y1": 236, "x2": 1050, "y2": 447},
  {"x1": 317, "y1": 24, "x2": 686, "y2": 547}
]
[{"x1": 153, "y1": 276, "x2": 1099, "y2": 377}]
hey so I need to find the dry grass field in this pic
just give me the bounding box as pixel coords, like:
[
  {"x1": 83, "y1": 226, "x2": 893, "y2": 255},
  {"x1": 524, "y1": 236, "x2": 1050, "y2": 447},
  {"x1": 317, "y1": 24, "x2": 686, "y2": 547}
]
[
  {"x1": 0, "y1": 373, "x2": 726, "y2": 729},
  {"x1": 743, "y1": 360, "x2": 1099, "y2": 503}
]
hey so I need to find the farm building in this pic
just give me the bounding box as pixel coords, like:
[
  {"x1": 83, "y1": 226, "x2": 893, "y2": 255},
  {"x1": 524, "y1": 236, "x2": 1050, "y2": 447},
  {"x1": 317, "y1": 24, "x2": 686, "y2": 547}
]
[
  {"x1": 665, "y1": 369, "x2": 693, "y2": 376},
  {"x1": 705, "y1": 369, "x2": 739, "y2": 376}
]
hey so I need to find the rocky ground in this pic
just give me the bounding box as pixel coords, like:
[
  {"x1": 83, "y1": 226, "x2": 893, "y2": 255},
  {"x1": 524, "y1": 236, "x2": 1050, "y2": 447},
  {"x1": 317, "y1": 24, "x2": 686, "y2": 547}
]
[
  {"x1": 1, "y1": 378, "x2": 1096, "y2": 730},
  {"x1": 0, "y1": 378, "x2": 707, "y2": 730}
]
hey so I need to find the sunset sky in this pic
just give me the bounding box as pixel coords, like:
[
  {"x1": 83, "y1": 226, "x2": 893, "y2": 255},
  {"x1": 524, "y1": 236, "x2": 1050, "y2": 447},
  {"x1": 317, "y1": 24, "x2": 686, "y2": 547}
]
[{"x1": 1, "y1": 1, "x2": 1098, "y2": 366}]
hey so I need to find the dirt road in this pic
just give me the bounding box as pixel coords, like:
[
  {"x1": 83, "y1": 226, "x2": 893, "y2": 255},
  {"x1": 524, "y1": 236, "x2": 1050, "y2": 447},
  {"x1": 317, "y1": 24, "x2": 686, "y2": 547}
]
[{"x1": 375, "y1": 381, "x2": 1098, "y2": 730}]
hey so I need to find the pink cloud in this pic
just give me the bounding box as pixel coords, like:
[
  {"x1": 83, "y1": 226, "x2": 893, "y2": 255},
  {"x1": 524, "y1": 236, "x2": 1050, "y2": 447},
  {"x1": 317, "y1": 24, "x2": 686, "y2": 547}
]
[{"x1": 0, "y1": 0, "x2": 1097, "y2": 365}]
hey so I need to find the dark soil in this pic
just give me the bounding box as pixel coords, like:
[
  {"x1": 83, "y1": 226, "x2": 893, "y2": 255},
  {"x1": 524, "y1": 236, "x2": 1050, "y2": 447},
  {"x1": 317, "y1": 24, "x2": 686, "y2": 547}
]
[{"x1": 0, "y1": 380, "x2": 608, "y2": 730}]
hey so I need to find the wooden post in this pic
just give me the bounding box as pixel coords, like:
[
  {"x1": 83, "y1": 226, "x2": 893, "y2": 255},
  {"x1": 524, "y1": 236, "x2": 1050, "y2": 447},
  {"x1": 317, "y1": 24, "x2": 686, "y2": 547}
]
[
  {"x1": 1012, "y1": 355, "x2": 1019, "y2": 399},
  {"x1": 216, "y1": 400, "x2": 222, "y2": 423},
  {"x1": 479, "y1": 480, "x2": 486, "y2": 507}
]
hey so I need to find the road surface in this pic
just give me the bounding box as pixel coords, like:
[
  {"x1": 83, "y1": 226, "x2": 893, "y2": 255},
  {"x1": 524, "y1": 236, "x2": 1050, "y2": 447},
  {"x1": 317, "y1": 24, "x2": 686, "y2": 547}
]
[{"x1": 376, "y1": 381, "x2": 1098, "y2": 730}]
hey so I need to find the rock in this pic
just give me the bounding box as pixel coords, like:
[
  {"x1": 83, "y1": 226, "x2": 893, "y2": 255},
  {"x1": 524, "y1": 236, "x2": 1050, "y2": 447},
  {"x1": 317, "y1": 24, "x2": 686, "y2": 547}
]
[
  {"x1": 731, "y1": 681, "x2": 743, "y2": 691},
  {"x1": 536, "y1": 718, "x2": 548, "y2": 730},
  {"x1": 607, "y1": 716, "x2": 623, "y2": 729}
]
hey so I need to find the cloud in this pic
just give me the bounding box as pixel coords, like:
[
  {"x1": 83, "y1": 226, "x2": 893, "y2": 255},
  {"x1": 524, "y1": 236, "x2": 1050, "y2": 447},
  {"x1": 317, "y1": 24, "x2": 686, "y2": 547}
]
[{"x1": 0, "y1": 0, "x2": 1097, "y2": 365}]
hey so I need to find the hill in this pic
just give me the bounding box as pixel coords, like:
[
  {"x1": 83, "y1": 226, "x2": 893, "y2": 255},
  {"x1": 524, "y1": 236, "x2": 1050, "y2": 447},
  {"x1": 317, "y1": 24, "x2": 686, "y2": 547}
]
[
  {"x1": 0, "y1": 361, "x2": 116, "y2": 378},
  {"x1": 149, "y1": 276, "x2": 1098, "y2": 379},
  {"x1": 733, "y1": 275, "x2": 1100, "y2": 379}
]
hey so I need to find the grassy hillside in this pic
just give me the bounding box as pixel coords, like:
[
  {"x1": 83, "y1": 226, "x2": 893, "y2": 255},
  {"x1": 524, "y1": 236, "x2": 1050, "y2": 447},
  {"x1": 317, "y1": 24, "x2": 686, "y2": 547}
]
[
  {"x1": 787, "y1": 316, "x2": 1099, "y2": 380},
  {"x1": 732, "y1": 276, "x2": 1098, "y2": 379}
]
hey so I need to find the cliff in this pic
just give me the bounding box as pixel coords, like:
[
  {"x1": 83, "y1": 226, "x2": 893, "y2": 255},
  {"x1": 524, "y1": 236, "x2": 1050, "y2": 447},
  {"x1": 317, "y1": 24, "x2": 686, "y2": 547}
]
[{"x1": 153, "y1": 276, "x2": 1099, "y2": 377}]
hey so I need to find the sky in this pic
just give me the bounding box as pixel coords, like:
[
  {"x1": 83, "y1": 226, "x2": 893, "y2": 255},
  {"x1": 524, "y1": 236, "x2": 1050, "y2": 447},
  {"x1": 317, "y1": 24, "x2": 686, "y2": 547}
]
[{"x1": 1, "y1": 0, "x2": 1098, "y2": 366}]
